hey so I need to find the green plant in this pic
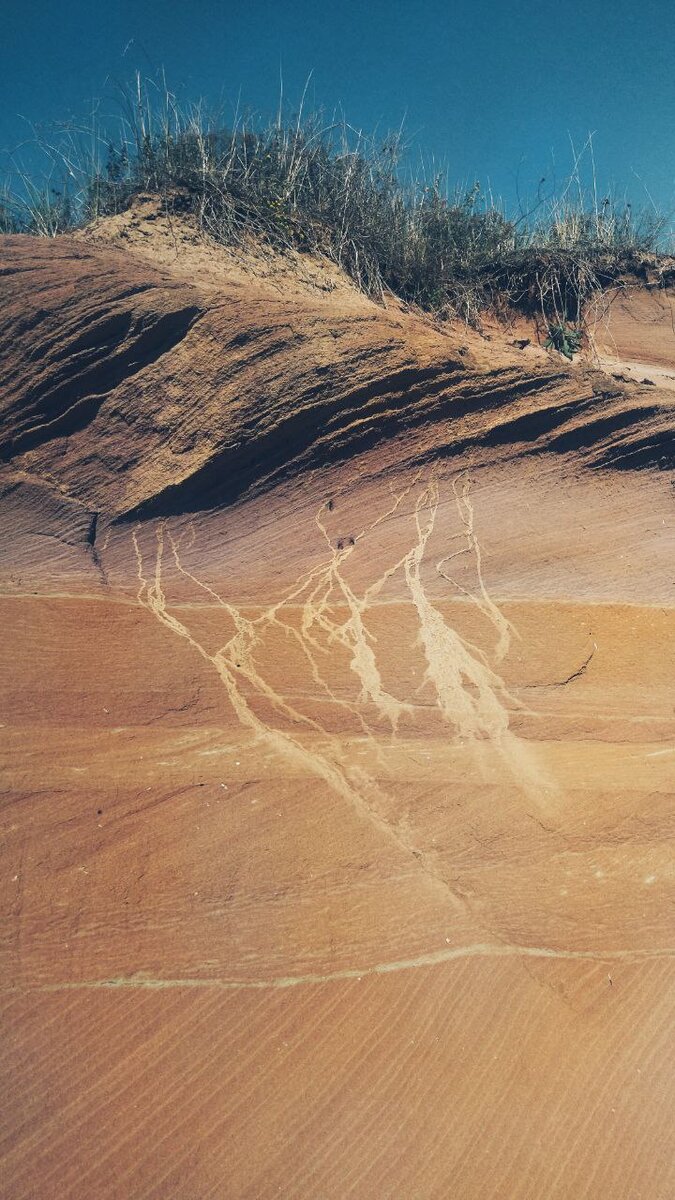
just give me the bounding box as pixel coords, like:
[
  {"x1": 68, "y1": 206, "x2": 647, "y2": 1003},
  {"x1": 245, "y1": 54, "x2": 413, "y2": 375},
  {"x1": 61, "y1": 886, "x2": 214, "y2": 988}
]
[{"x1": 544, "y1": 322, "x2": 583, "y2": 360}]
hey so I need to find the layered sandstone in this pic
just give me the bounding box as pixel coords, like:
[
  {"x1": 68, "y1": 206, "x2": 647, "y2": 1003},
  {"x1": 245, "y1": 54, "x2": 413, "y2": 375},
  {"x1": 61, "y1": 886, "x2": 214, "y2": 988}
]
[{"x1": 1, "y1": 206, "x2": 673, "y2": 1199}]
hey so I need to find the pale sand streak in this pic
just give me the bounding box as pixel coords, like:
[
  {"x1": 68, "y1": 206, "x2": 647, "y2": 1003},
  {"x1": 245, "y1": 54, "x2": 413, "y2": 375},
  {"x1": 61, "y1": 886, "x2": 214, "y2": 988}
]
[
  {"x1": 123, "y1": 477, "x2": 568, "y2": 932},
  {"x1": 7, "y1": 942, "x2": 675, "y2": 995}
]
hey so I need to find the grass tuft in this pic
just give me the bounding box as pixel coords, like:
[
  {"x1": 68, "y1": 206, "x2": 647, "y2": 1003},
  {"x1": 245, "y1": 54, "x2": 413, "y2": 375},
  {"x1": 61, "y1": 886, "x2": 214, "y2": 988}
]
[{"x1": 1, "y1": 75, "x2": 670, "y2": 331}]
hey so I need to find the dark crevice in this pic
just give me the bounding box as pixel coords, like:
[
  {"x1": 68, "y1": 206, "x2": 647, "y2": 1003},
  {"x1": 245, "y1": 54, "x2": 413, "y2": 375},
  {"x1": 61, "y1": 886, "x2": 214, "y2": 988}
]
[
  {"x1": 0, "y1": 305, "x2": 203, "y2": 457},
  {"x1": 120, "y1": 369, "x2": 672, "y2": 521},
  {"x1": 544, "y1": 405, "x2": 663, "y2": 453},
  {"x1": 116, "y1": 369, "x2": 572, "y2": 521},
  {"x1": 523, "y1": 645, "x2": 596, "y2": 689},
  {"x1": 593, "y1": 430, "x2": 674, "y2": 470},
  {"x1": 86, "y1": 510, "x2": 108, "y2": 584}
]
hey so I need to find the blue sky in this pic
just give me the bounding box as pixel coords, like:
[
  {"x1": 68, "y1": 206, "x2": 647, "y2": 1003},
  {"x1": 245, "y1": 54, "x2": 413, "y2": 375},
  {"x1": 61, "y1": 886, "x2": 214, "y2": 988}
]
[{"x1": 2, "y1": 0, "x2": 674, "y2": 219}]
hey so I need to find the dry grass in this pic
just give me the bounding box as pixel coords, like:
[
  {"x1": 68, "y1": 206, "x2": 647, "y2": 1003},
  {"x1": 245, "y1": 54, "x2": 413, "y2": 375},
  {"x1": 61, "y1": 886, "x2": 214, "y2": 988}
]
[{"x1": 1, "y1": 75, "x2": 668, "y2": 328}]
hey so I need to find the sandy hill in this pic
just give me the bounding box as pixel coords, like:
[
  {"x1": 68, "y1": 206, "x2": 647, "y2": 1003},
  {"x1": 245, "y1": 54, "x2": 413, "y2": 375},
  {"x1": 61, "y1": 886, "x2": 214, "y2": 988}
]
[{"x1": 1, "y1": 200, "x2": 674, "y2": 1199}]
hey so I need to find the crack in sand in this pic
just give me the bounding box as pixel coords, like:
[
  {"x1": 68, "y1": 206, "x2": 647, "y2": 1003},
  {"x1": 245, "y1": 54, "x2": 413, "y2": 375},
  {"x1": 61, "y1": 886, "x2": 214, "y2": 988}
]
[
  {"x1": 404, "y1": 479, "x2": 516, "y2": 742},
  {"x1": 130, "y1": 473, "x2": 559, "y2": 922},
  {"x1": 8, "y1": 942, "x2": 674, "y2": 995},
  {"x1": 131, "y1": 520, "x2": 469, "y2": 917},
  {"x1": 309, "y1": 504, "x2": 414, "y2": 732},
  {"x1": 436, "y1": 471, "x2": 514, "y2": 661},
  {"x1": 132, "y1": 525, "x2": 381, "y2": 820}
]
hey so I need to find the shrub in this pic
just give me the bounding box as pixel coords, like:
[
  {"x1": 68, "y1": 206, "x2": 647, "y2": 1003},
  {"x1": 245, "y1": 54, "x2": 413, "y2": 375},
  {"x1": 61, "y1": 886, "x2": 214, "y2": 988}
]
[
  {"x1": 1, "y1": 74, "x2": 669, "y2": 326},
  {"x1": 544, "y1": 323, "x2": 583, "y2": 360}
]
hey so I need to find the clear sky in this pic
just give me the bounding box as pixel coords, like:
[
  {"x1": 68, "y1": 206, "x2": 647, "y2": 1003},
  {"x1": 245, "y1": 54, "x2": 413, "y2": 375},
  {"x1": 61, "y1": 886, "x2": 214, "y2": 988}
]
[{"x1": 2, "y1": 0, "x2": 674, "y2": 219}]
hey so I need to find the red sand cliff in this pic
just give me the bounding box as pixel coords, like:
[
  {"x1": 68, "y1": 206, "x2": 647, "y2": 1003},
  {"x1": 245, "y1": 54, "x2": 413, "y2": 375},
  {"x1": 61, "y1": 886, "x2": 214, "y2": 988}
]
[{"x1": 1, "y1": 202, "x2": 674, "y2": 1198}]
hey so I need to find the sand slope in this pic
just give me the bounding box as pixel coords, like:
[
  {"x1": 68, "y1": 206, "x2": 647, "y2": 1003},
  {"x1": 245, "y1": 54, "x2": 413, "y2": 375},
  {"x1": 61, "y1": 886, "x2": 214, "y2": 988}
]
[{"x1": 1, "y1": 213, "x2": 674, "y2": 1198}]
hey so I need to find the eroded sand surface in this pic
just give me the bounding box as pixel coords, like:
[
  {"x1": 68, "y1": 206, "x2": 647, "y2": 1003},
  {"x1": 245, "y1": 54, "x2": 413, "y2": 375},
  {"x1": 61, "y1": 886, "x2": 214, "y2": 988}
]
[
  {"x1": 1, "y1": 222, "x2": 674, "y2": 1198},
  {"x1": 3, "y1": 456, "x2": 674, "y2": 1198}
]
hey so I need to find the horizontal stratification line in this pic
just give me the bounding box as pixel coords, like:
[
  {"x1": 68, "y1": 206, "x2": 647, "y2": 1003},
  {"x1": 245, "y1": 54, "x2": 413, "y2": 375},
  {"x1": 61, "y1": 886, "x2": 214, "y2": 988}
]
[
  {"x1": 5, "y1": 942, "x2": 675, "y2": 996},
  {"x1": 1, "y1": 592, "x2": 672, "y2": 612}
]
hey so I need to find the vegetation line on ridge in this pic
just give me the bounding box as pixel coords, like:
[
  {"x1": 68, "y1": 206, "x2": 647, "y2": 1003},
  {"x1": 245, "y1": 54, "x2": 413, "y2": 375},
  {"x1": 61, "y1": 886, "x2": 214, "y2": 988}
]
[{"x1": 1, "y1": 72, "x2": 670, "y2": 330}]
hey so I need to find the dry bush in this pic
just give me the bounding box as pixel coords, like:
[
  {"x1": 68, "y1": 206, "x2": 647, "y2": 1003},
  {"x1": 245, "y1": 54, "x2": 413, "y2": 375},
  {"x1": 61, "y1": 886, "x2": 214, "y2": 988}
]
[{"x1": 2, "y1": 75, "x2": 668, "y2": 330}]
